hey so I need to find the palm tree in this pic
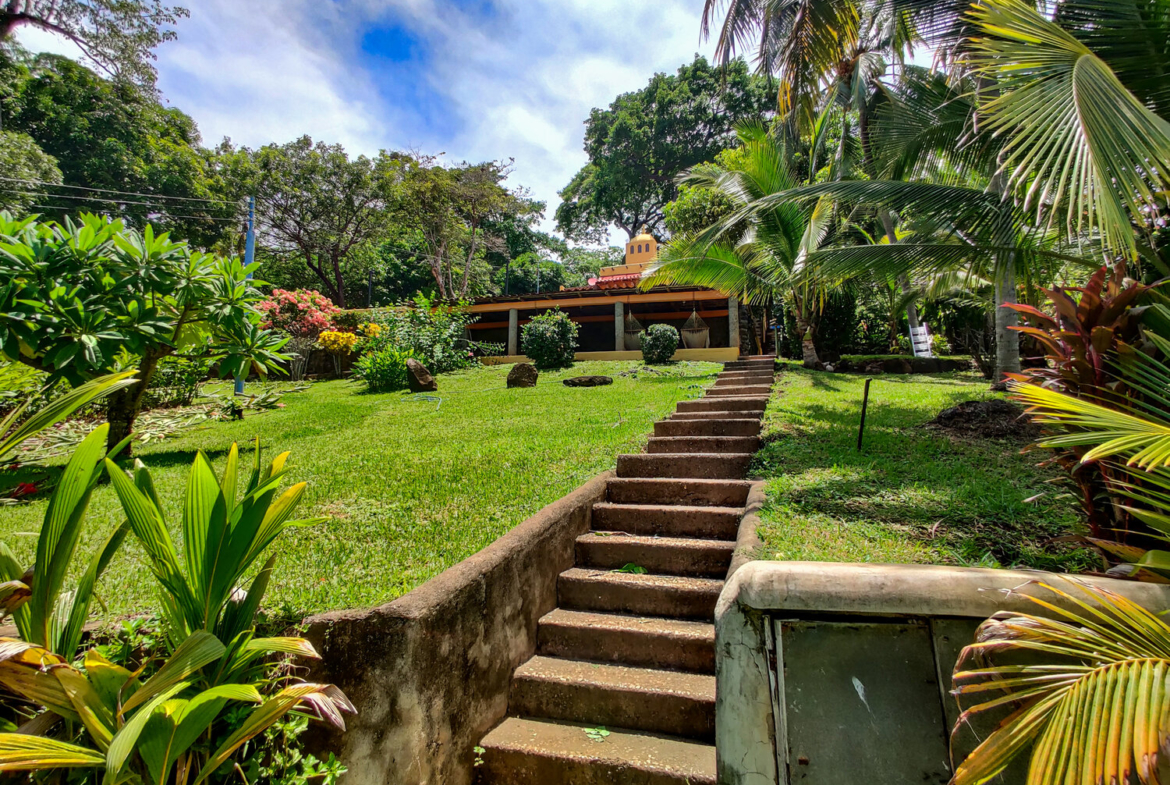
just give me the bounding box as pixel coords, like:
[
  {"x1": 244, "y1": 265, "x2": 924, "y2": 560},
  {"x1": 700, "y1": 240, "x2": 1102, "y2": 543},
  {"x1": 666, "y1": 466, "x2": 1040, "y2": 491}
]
[
  {"x1": 641, "y1": 127, "x2": 835, "y2": 366},
  {"x1": 700, "y1": 0, "x2": 1170, "y2": 381}
]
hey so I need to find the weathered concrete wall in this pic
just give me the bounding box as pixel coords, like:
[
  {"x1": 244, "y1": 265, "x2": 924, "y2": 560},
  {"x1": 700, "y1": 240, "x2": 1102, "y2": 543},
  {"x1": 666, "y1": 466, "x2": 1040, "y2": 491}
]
[
  {"x1": 300, "y1": 472, "x2": 611, "y2": 785},
  {"x1": 716, "y1": 562, "x2": 1170, "y2": 785}
]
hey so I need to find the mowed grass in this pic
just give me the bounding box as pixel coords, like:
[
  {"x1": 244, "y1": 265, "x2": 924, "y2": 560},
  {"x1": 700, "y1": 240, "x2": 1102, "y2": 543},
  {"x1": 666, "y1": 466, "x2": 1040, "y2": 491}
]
[
  {"x1": 752, "y1": 365, "x2": 1092, "y2": 571},
  {"x1": 0, "y1": 360, "x2": 720, "y2": 620}
]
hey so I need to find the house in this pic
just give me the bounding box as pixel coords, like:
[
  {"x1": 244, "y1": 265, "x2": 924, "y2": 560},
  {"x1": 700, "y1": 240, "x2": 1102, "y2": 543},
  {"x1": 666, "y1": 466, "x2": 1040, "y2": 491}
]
[{"x1": 468, "y1": 231, "x2": 744, "y2": 363}]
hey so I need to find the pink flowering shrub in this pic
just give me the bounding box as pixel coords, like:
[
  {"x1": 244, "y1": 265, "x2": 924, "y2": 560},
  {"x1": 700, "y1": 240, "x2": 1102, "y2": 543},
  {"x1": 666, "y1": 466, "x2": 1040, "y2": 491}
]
[{"x1": 255, "y1": 289, "x2": 338, "y2": 339}]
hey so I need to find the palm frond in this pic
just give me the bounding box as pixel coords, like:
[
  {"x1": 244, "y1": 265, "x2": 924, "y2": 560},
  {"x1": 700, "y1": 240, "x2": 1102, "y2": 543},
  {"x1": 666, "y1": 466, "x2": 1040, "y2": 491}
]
[
  {"x1": 966, "y1": 0, "x2": 1170, "y2": 255},
  {"x1": 952, "y1": 579, "x2": 1170, "y2": 784}
]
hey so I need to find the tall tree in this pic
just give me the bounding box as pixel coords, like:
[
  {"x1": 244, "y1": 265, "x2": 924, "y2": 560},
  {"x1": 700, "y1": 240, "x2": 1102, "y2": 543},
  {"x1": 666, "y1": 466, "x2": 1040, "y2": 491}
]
[
  {"x1": 248, "y1": 136, "x2": 398, "y2": 309},
  {"x1": 0, "y1": 0, "x2": 186, "y2": 88},
  {"x1": 555, "y1": 55, "x2": 772, "y2": 242},
  {"x1": 1, "y1": 52, "x2": 240, "y2": 248}
]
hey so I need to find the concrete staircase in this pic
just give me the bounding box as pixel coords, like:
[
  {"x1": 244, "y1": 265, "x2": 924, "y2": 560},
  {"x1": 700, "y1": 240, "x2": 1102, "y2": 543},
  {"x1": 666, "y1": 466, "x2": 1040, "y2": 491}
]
[{"x1": 476, "y1": 357, "x2": 776, "y2": 785}]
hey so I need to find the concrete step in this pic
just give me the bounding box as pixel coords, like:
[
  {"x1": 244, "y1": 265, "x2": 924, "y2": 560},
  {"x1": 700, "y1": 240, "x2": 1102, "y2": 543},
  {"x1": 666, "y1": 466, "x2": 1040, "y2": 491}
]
[
  {"x1": 616, "y1": 453, "x2": 753, "y2": 480},
  {"x1": 653, "y1": 419, "x2": 761, "y2": 437},
  {"x1": 592, "y1": 502, "x2": 742, "y2": 539},
  {"x1": 670, "y1": 410, "x2": 763, "y2": 421},
  {"x1": 605, "y1": 478, "x2": 752, "y2": 508},
  {"x1": 713, "y1": 374, "x2": 773, "y2": 386},
  {"x1": 676, "y1": 397, "x2": 769, "y2": 413},
  {"x1": 559, "y1": 568, "x2": 723, "y2": 620},
  {"x1": 508, "y1": 656, "x2": 716, "y2": 741},
  {"x1": 705, "y1": 385, "x2": 772, "y2": 397},
  {"x1": 476, "y1": 717, "x2": 716, "y2": 785},
  {"x1": 537, "y1": 609, "x2": 715, "y2": 673},
  {"x1": 723, "y1": 360, "x2": 774, "y2": 370},
  {"x1": 646, "y1": 436, "x2": 759, "y2": 454},
  {"x1": 575, "y1": 533, "x2": 735, "y2": 578}
]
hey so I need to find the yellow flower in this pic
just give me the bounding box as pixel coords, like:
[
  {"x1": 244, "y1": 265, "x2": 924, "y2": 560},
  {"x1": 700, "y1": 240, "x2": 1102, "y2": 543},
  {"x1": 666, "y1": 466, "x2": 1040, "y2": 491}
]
[{"x1": 319, "y1": 331, "x2": 359, "y2": 356}]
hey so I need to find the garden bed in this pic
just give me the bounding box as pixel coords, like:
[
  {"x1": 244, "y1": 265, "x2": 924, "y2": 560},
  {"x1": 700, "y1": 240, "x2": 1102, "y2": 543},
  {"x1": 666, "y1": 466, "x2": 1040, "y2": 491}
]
[
  {"x1": 0, "y1": 360, "x2": 721, "y2": 619},
  {"x1": 751, "y1": 366, "x2": 1091, "y2": 571}
]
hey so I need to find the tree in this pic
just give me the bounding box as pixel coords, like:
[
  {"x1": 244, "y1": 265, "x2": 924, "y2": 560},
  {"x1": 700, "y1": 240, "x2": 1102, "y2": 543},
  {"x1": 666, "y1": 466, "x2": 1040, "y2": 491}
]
[
  {"x1": 0, "y1": 0, "x2": 187, "y2": 88},
  {"x1": 643, "y1": 126, "x2": 835, "y2": 365},
  {"x1": 249, "y1": 136, "x2": 398, "y2": 309},
  {"x1": 0, "y1": 213, "x2": 287, "y2": 454},
  {"x1": 2, "y1": 52, "x2": 241, "y2": 249},
  {"x1": 397, "y1": 155, "x2": 527, "y2": 301},
  {"x1": 555, "y1": 55, "x2": 773, "y2": 241},
  {"x1": 0, "y1": 129, "x2": 60, "y2": 212}
]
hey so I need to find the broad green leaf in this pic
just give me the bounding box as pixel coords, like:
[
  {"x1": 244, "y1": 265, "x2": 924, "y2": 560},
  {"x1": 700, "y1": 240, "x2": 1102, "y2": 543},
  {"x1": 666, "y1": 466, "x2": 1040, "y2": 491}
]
[{"x1": 120, "y1": 632, "x2": 224, "y2": 717}]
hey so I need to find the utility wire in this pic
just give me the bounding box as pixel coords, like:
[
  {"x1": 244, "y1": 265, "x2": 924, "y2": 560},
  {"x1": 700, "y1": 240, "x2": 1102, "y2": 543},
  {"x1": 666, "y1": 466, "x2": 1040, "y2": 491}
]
[
  {"x1": 24, "y1": 203, "x2": 241, "y2": 223},
  {"x1": 0, "y1": 176, "x2": 239, "y2": 205},
  {"x1": 0, "y1": 186, "x2": 241, "y2": 211}
]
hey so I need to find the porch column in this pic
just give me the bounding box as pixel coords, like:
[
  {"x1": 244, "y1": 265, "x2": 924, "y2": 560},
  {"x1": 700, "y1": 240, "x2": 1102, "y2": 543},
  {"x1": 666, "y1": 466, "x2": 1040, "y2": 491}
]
[
  {"x1": 507, "y1": 309, "x2": 519, "y2": 357},
  {"x1": 728, "y1": 297, "x2": 741, "y2": 352},
  {"x1": 614, "y1": 301, "x2": 624, "y2": 352}
]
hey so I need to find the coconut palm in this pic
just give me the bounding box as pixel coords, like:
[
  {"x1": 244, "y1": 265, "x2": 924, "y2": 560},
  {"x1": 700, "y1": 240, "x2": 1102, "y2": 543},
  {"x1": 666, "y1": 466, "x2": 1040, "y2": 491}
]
[{"x1": 641, "y1": 126, "x2": 835, "y2": 365}]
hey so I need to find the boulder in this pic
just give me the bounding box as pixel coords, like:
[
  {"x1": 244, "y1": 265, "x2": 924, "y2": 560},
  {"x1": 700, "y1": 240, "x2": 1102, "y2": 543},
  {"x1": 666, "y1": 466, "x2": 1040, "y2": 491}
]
[
  {"x1": 563, "y1": 375, "x2": 613, "y2": 388},
  {"x1": 406, "y1": 358, "x2": 438, "y2": 392},
  {"x1": 507, "y1": 363, "x2": 539, "y2": 389}
]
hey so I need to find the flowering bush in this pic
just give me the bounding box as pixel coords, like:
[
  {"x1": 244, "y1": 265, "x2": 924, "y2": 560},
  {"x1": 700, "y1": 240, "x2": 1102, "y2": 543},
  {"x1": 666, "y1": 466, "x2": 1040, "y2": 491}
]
[
  {"x1": 319, "y1": 331, "x2": 359, "y2": 356},
  {"x1": 257, "y1": 289, "x2": 338, "y2": 339},
  {"x1": 359, "y1": 322, "x2": 381, "y2": 338}
]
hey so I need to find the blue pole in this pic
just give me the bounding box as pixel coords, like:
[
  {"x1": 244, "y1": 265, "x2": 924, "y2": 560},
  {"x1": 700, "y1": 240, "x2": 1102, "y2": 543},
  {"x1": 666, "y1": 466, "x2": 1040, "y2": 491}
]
[{"x1": 235, "y1": 196, "x2": 256, "y2": 396}]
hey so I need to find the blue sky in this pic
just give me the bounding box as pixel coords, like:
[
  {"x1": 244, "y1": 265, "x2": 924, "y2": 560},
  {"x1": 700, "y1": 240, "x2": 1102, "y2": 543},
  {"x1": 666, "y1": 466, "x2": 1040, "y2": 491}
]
[{"x1": 20, "y1": 0, "x2": 721, "y2": 241}]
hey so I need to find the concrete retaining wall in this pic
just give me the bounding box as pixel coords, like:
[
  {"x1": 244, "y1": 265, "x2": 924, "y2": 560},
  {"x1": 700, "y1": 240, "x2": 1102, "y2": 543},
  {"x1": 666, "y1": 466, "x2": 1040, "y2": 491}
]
[
  {"x1": 300, "y1": 472, "x2": 611, "y2": 785},
  {"x1": 716, "y1": 562, "x2": 1170, "y2": 785}
]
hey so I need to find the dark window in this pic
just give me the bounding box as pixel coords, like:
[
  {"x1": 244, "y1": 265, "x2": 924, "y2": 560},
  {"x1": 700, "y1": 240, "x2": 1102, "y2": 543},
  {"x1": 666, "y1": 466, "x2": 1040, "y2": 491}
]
[{"x1": 637, "y1": 244, "x2": 643, "y2": 253}]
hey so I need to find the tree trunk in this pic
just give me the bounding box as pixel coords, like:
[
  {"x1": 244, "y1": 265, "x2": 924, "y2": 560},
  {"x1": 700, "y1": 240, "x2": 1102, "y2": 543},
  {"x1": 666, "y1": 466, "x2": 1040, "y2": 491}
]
[
  {"x1": 332, "y1": 252, "x2": 347, "y2": 309},
  {"x1": 794, "y1": 305, "x2": 819, "y2": 368},
  {"x1": 106, "y1": 354, "x2": 162, "y2": 457},
  {"x1": 993, "y1": 252, "x2": 1020, "y2": 387}
]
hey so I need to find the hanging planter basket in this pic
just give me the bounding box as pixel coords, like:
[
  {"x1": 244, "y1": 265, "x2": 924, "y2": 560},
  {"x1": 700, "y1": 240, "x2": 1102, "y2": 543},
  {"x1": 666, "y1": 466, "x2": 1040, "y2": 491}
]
[
  {"x1": 680, "y1": 309, "x2": 710, "y2": 349},
  {"x1": 624, "y1": 312, "x2": 644, "y2": 351}
]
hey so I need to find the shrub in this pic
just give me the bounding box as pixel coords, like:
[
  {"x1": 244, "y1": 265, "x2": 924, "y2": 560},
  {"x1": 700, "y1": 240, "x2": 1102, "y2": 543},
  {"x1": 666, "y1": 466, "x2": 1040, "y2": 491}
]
[
  {"x1": 355, "y1": 345, "x2": 417, "y2": 392},
  {"x1": 363, "y1": 295, "x2": 500, "y2": 374},
  {"x1": 256, "y1": 289, "x2": 338, "y2": 339},
  {"x1": 141, "y1": 354, "x2": 211, "y2": 409},
  {"x1": 319, "y1": 331, "x2": 359, "y2": 356},
  {"x1": 522, "y1": 309, "x2": 578, "y2": 369},
  {"x1": 641, "y1": 324, "x2": 679, "y2": 364}
]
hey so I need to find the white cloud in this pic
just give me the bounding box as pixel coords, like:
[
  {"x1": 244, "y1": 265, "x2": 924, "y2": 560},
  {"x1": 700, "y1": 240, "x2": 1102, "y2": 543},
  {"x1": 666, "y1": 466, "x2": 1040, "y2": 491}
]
[{"x1": 19, "y1": 0, "x2": 722, "y2": 242}]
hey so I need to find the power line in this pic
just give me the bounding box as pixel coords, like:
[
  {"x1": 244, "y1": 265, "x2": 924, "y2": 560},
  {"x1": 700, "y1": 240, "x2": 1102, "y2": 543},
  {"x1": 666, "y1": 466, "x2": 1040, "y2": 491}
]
[
  {"x1": 0, "y1": 186, "x2": 239, "y2": 212},
  {"x1": 24, "y1": 204, "x2": 241, "y2": 223},
  {"x1": 0, "y1": 176, "x2": 239, "y2": 205}
]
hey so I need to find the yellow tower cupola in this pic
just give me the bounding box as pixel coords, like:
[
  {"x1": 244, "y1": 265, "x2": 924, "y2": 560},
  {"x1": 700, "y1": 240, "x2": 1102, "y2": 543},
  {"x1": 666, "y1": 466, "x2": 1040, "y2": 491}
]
[{"x1": 625, "y1": 230, "x2": 658, "y2": 266}]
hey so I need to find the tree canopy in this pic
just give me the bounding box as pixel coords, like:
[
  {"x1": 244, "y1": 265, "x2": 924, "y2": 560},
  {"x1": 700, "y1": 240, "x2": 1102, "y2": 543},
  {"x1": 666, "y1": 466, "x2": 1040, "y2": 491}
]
[
  {"x1": 0, "y1": 0, "x2": 187, "y2": 88},
  {"x1": 555, "y1": 55, "x2": 773, "y2": 242}
]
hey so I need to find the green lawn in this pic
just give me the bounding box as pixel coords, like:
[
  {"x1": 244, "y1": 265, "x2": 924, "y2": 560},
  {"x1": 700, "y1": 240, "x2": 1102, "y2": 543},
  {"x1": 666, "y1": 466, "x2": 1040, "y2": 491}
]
[
  {"x1": 1, "y1": 361, "x2": 720, "y2": 620},
  {"x1": 752, "y1": 365, "x2": 1092, "y2": 571}
]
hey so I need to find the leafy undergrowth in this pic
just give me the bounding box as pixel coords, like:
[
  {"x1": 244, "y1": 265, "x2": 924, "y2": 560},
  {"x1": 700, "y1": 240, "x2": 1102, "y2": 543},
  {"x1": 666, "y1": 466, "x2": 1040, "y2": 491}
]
[
  {"x1": 751, "y1": 365, "x2": 1094, "y2": 572},
  {"x1": 0, "y1": 360, "x2": 719, "y2": 619}
]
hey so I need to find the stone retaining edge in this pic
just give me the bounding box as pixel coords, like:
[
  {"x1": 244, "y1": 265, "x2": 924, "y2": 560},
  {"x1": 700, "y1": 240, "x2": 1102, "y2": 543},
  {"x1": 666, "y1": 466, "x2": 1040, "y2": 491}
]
[
  {"x1": 299, "y1": 471, "x2": 613, "y2": 785},
  {"x1": 726, "y1": 481, "x2": 766, "y2": 579}
]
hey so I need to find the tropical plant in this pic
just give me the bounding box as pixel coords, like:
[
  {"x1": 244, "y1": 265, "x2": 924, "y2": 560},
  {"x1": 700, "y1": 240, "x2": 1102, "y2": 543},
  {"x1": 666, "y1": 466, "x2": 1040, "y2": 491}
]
[
  {"x1": 0, "y1": 432, "x2": 355, "y2": 781},
  {"x1": 0, "y1": 372, "x2": 137, "y2": 469},
  {"x1": 950, "y1": 579, "x2": 1170, "y2": 784},
  {"x1": 643, "y1": 126, "x2": 834, "y2": 366},
  {"x1": 521, "y1": 309, "x2": 577, "y2": 370},
  {"x1": 369, "y1": 294, "x2": 487, "y2": 374},
  {"x1": 0, "y1": 213, "x2": 288, "y2": 454},
  {"x1": 318, "y1": 332, "x2": 359, "y2": 378},
  {"x1": 354, "y1": 346, "x2": 418, "y2": 393},
  {"x1": 641, "y1": 324, "x2": 680, "y2": 365}
]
